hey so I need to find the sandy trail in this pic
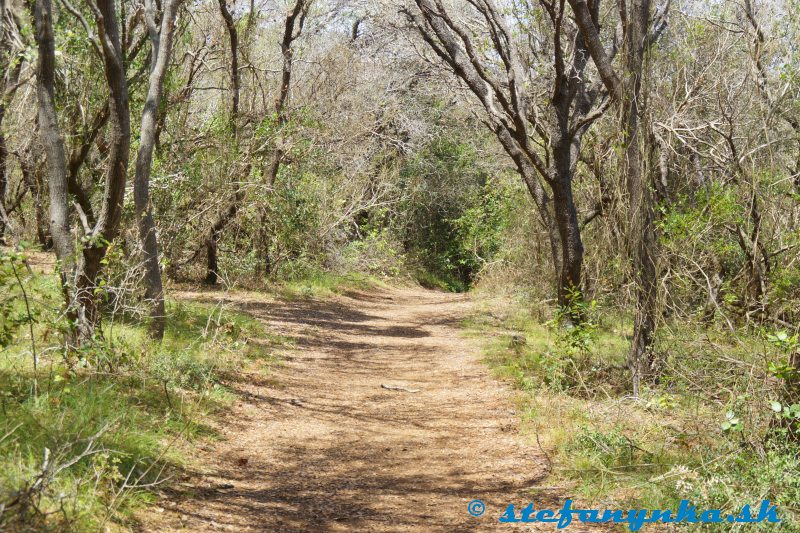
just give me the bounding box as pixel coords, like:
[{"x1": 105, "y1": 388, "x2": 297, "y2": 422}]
[{"x1": 140, "y1": 286, "x2": 559, "y2": 532}]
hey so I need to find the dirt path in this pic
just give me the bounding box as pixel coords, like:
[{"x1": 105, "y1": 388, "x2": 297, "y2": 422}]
[{"x1": 141, "y1": 286, "x2": 558, "y2": 532}]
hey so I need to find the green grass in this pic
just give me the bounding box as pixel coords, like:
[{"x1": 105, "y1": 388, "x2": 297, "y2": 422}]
[
  {"x1": 466, "y1": 291, "x2": 800, "y2": 530},
  {"x1": 0, "y1": 260, "x2": 282, "y2": 531},
  {"x1": 271, "y1": 270, "x2": 387, "y2": 300},
  {"x1": 412, "y1": 268, "x2": 466, "y2": 292}
]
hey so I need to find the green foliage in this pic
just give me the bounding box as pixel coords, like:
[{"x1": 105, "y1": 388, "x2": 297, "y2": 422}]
[
  {"x1": 269, "y1": 171, "x2": 325, "y2": 261},
  {"x1": 0, "y1": 250, "x2": 34, "y2": 348},
  {"x1": 0, "y1": 267, "x2": 277, "y2": 531},
  {"x1": 398, "y1": 137, "x2": 515, "y2": 291},
  {"x1": 551, "y1": 289, "x2": 599, "y2": 356},
  {"x1": 339, "y1": 223, "x2": 405, "y2": 278},
  {"x1": 567, "y1": 426, "x2": 643, "y2": 470},
  {"x1": 272, "y1": 269, "x2": 379, "y2": 300}
]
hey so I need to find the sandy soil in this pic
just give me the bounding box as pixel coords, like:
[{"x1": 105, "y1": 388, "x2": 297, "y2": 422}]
[{"x1": 137, "y1": 286, "x2": 579, "y2": 532}]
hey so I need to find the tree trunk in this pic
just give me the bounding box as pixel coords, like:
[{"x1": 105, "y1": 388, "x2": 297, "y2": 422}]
[
  {"x1": 204, "y1": 0, "x2": 241, "y2": 285},
  {"x1": 551, "y1": 139, "x2": 584, "y2": 318},
  {"x1": 567, "y1": 0, "x2": 660, "y2": 393},
  {"x1": 36, "y1": 0, "x2": 131, "y2": 346},
  {"x1": 516, "y1": 163, "x2": 563, "y2": 300},
  {"x1": 217, "y1": 0, "x2": 238, "y2": 136},
  {"x1": 493, "y1": 128, "x2": 563, "y2": 300},
  {"x1": 34, "y1": 0, "x2": 76, "y2": 295},
  {"x1": 204, "y1": 189, "x2": 243, "y2": 285},
  {"x1": 621, "y1": 0, "x2": 657, "y2": 396},
  {"x1": 74, "y1": 247, "x2": 103, "y2": 342},
  {"x1": 0, "y1": 104, "x2": 8, "y2": 244},
  {"x1": 266, "y1": 0, "x2": 308, "y2": 186},
  {"x1": 205, "y1": 231, "x2": 220, "y2": 285},
  {"x1": 134, "y1": 0, "x2": 182, "y2": 340}
]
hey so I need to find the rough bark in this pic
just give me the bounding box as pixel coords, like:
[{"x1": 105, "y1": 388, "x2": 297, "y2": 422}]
[
  {"x1": 551, "y1": 154, "x2": 584, "y2": 312},
  {"x1": 134, "y1": 0, "x2": 182, "y2": 339},
  {"x1": 621, "y1": 0, "x2": 658, "y2": 396}
]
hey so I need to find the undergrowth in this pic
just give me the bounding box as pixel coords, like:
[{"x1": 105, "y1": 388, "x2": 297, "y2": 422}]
[
  {"x1": 268, "y1": 266, "x2": 388, "y2": 300},
  {"x1": 0, "y1": 249, "x2": 282, "y2": 531},
  {"x1": 467, "y1": 288, "x2": 800, "y2": 531}
]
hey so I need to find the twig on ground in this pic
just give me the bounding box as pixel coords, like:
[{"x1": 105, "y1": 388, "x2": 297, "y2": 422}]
[{"x1": 381, "y1": 384, "x2": 421, "y2": 393}]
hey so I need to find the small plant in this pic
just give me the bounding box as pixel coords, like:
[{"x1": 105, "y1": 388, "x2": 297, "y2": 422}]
[
  {"x1": 767, "y1": 330, "x2": 800, "y2": 354},
  {"x1": 769, "y1": 400, "x2": 800, "y2": 423},
  {"x1": 721, "y1": 410, "x2": 743, "y2": 432},
  {"x1": 549, "y1": 288, "x2": 599, "y2": 358}
]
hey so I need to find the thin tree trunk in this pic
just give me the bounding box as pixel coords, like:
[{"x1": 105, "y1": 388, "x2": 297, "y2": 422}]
[
  {"x1": 569, "y1": 0, "x2": 660, "y2": 395},
  {"x1": 73, "y1": 0, "x2": 131, "y2": 343},
  {"x1": 34, "y1": 0, "x2": 76, "y2": 303},
  {"x1": 0, "y1": 104, "x2": 8, "y2": 244},
  {"x1": 266, "y1": 0, "x2": 309, "y2": 187},
  {"x1": 204, "y1": 190, "x2": 243, "y2": 285},
  {"x1": 257, "y1": 0, "x2": 310, "y2": 275},
  {"x1": 217, "y1": 0, "x2": 238, "y2": 137},
  {"x1": 621, "y1": 0, "x2": 657, "y2": 396},
  {"x1": 204, "y1": 0, "x2": 240, "y2": 285},
  {"x1": 134, "y1": 0, "x2": 182, "y2": 339}
]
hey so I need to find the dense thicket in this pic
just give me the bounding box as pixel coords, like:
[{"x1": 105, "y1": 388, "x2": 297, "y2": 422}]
[{"x1": 3, "y1": 0, "x2": 796, "y2": 325}]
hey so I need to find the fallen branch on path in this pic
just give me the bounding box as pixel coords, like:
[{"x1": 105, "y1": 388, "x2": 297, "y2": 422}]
[{"x1": 381, "y1": 384, "x2": 421, "y2": 393}]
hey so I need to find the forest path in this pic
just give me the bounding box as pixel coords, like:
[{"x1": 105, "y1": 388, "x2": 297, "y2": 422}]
[{"x1": 141, "y1": 286, "x2": 558, "y2": 532}]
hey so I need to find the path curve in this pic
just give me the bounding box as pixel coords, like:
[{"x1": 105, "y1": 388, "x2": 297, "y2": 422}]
[{"x1": 142, "y1": 286, "x2": 555, "y2": 532}]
